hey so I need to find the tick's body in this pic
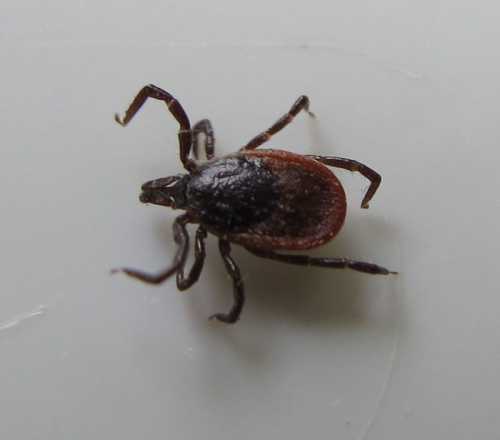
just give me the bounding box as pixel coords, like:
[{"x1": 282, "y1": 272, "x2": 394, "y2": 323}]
[
  {"x1": 114, "y1": 84, "x2": 396, "y2": 324},
  {"x1": 188, "y1": 150, "x2": 346, "y2": 251}
]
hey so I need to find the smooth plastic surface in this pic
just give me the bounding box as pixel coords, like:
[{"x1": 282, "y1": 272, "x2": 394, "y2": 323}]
[{"x1": 1, "y1": 1, "x2": 499, "y2": 439}]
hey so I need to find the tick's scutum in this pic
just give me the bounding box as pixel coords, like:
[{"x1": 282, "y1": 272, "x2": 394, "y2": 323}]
[{"x1": 186, "y1": 156, "x2": 280, "y2": 233}]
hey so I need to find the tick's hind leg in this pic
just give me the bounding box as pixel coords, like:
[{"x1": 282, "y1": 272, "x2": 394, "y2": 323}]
[
  {"x1": 115, "y1": 84, "x2": 195, "y2": 172},
  {"x1": 307, "y1": 155, "x2": 381, "y2": 209},
  {"x1": 246, "y1": 248, "x2": 397, "y2": 275},
  {"x1": 210, "y1": 239, "x2": 245, "y2": 324},
  {"x1": 111, "y1": 214, "x2": 190, "y2": 284},
  {"x1": 242, "y1": 95, "x2": 315, "y2": 151},
  {"x1": 191, "y1": 119, "x2": 215, "y2": 160}
]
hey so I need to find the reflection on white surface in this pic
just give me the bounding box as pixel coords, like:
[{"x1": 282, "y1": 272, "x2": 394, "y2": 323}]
[
  {"x1": 0, "y1": 305, "x2": 46, "y2": 332},
  {"x1": 1, "y1": 1, "x2": 500, "y2": 439}
]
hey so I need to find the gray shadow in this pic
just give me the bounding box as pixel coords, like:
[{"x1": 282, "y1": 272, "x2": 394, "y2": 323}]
[
  {"x1": 125, "y1": 184, "x2": 406, "y2": 403},
  {"x1": 151, "y1": 212, "x2": 403, "y2": 361},
  {"x1": 209, "y1": 215, "x2": 399, "y2": 325}
]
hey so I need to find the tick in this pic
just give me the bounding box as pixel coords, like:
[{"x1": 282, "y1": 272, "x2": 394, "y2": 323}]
[{"x1": 113, "y1": 84, "x2": 396, "y2": 324}]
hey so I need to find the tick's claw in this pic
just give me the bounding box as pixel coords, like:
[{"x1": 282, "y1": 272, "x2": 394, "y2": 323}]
[
  {"x1": 110, "y1": 268, "x2": 123, "y2": 275},
  {"x1": 209, "y1": 313, "x2": 232, "y2": 324},
  {"x1": 209, "y1": 314, "x2": 221, "y2": 322},
  {"x1": 114, "y1": 113, "x2": 125, "y2": 126}
]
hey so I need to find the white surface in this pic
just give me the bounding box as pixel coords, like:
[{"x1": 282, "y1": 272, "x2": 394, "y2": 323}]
[{"x1": 1, "y1": 1, "x2": 499, "y2": 439}]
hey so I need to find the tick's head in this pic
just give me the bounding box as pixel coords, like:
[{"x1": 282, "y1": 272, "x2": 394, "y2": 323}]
[{"x1": 139, "y1": 174, "x2": 189, "y2": 208}]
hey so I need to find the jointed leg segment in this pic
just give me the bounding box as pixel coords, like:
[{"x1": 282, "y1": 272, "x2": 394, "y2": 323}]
[
  {"x1": 191, "y1": 119, "x2": 215, "y2": 160},
  {"x1": 176, "y1": 226, "x2": 207, "y2": 290},
  {"x1": 246, "y1": 248, "x2": 396, "y2": 275},
  {"x1": 307, "y1": 155, "x2": 381, "y2": 208},
  {"x1": 242, "y1": 95, "x2": 315, "y2": 150},
  {"x1": 111, "y1": 214, "x2": 191, "y2": 284},
  {"x1": 210, "y1": 239, "x2": 245, "y2": 324},
  {"x1": 115, "y1": 84, "x2": 196, "y2": 171}
]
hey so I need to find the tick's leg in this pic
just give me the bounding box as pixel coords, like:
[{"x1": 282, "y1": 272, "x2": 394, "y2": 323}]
[
  {"x1": 210, "y1": 239, "x2": 245, "y2": 324},
  {"x1": 176, "y1": 226, "x2": 207, "y2": 290},
  {"x1": 191, "y1": 119, "x2": 215, "y2": 160},
  {"x1": 307, "y1": 155, "x2": 381, "y2": 209},
  {"x1": 241, "y1": 95, "x2": 315, "y2": 151},
  {"x1": 246, "y1": 248, "x2": 397, "y2": 275},
  {"x1": 115, "y1": 84, "x2": 195, "y2": 172},
  {"x1": 111, "y1": 214, "x2": 190, "y2": 284}
]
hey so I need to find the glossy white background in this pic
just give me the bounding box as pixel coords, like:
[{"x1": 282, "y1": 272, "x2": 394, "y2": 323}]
[{"x1": 1, "y1": 1, "x2": 499, "y2": 439}]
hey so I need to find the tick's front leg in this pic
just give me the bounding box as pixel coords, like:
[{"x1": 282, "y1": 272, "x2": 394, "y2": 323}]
[
  {"x1": 112, "y1": 214, "x2": 190, "y2": 284},
  {"x1": 115, "y1": 84, "x2": 195, "y2": 171}
]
